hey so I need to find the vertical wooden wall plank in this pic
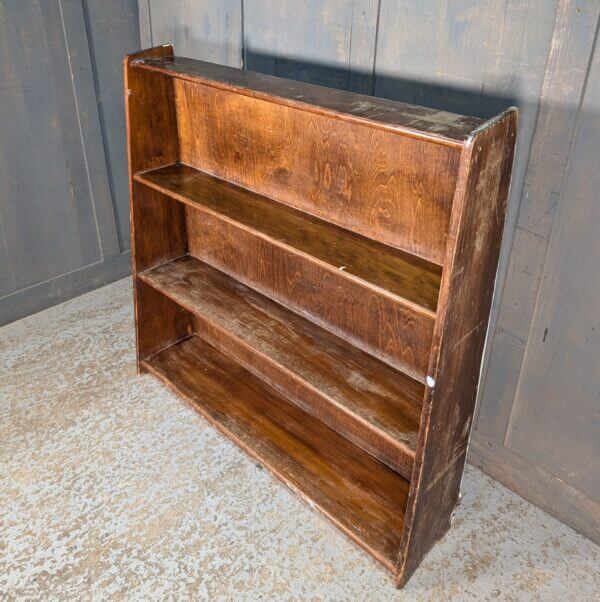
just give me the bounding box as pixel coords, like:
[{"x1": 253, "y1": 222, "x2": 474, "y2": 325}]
[
  {"x1": 475, "y1": 1, "x2": 600, "y2": 442},
  {"x1": 504, "y1": 34, "x2": 600, "y2": 512},
  {"x1": 138, "y1": 0, "x2": 152, "y2": 48},
  {"x1": 374, "y1": 0, "x2": 559, "y2": 295},
  {"x1": 243, "y1": 0, "x2": 379, "y2": 93},
  {"x1": 0, "y1": 0, "x2": 98, "y2": 290},
  {"x1": 83, "y1": 0, "x2": 141, "y2": 251},
  {"x1": 0, "y1": 0, "x2": 137, "y2": 324},
  {"x1": 148, "y1": 0, "x2": 242, "y2": 67},
  {"x1": 57, "y1": 0, "x2": 121, "y2": 259}
]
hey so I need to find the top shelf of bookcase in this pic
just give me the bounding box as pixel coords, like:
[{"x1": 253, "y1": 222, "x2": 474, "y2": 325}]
[{"x1": 130, "y1": 51, "x2": 485, "y2": 146}]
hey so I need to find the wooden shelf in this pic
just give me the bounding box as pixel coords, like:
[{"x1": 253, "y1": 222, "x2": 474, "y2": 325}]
[
  {"x1": 135, "y1": 163, "x2": 440, "y2": 379},
  {"x1": 125, "y1": 44, "x2": 517, "y2": 586},
  {"x1": 135, "y1": 163, "x2": 442, "y2": 313},
  {"x1": 142, "y1": 335, "x2": 410, "y2": 571},
  {"x1": 139, "y1": 255, "x2": 424, "y2": 478}
]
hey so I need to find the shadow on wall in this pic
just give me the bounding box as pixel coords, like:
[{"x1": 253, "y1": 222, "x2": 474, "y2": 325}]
[{"x1": 245, "y1": 50, "x2": 519, "y2": 121}]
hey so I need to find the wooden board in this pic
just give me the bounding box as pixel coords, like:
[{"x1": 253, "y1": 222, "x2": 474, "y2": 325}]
[
  {"x1": 397, "y1": 109, "x2": 517, "y2": 586},
  {"x1": 84, "y1": 0, "x2": 141, "y2": 250},
  {"x1": 126, "y1": 46, "x2": 518, "y2": 586},
  {"x1": 243, "y1": 0, "x2": 379, "y2": 94},
  {"x1": 142, "y1": 335, "x2": 410, "y2": 571},
  {"x1": 136, "y1": 163, "x2": 439, "y2": 378},
  {"x1": 170, "y1": 77, "x2": 460, "y2": 265},
  {"x1": 140, "y1": 255, "x2": 424, "y2": 477},
  {"x1": 504, "y1": 37, "x2": 600, "y2": 513},
  {"x1": 471, "y1": 2, "x2": 600, "y2": 545},
  {"x1": 133, "y1": 55, "x2": 483, "y2": 144},
  {"x1": 135, "y1": 164, "x2": 442, "y2": 311}
]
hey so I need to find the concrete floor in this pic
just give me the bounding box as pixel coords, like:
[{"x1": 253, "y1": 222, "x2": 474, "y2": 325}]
[{"x1": 1, "y1": 278, "x2": 598, "y2": 601}]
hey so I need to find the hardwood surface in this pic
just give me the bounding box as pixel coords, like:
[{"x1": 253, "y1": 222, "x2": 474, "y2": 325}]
[
  {"x1": 135, "y1": 278, "x2": 192, "y2": 363},
  {"x1": 397, "y1": 109, "x2": 517, "y2": 586},
  {"x1": 136, "y1": 163, "x2": 439, "y2": 378},
  {"x1": 132, "y1": 55, "x2": 483, "y2": 145},
  {"x1": 140, "y1": 255, "x2": 424, "y2": 478},
  {"x1": 173, "y1": 78, "x2": 460, "y2": 265},
  {"x1": 126, "y1": 47, "x2": 517, "y2": 586},
  {"x1": 184, "y1": 206, "x2": 433, "y2": 379},
  {"x1": 142, "y1": 335, "x2": 410, "y2": 571},
  {"x1": 124, "y1": 46, "x2": 179, "y2": 176},
  {"x1": 130, "y1": 182, "x2": 187, "y2": 273},
  {"x1": 135, "y1": 164, "x2": 442, "y2": 311},
  {"x1": 125, "y1": 45, "x2": 182, "y2": 368}
]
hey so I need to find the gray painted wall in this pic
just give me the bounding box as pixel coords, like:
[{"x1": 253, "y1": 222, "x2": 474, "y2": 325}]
[
  {"x1": 0, "y1": 0, "x2": 140, "y2": 325},
  {"x1": 139, "y1": 0, "x2": 599, "y2": 543}
]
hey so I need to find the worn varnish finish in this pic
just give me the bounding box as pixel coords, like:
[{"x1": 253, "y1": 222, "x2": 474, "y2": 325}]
[
  {"x1": 125, "y1": 45, "x2": 517, "y2": 587},
  {"x1": 140, "y1": 255, "x2": 424, "y2": 478},
  {"x1": 135, "y1": 164, "x2": 437, "y2": 378},
  {"x1": 397, "y1": 111, "x2": 517, "y2": 586},
  {"x1": 172, "y1": 78, "x2": 460, "y2": 266},
  {"x1": 142, "y1": 335, "x2": 410, "y2": 570},
  {"x1": 133, "y1": 55, "x2": 484, "y2": 144},
  {"x1": 135, "y1": 164, "x2": 441, "y2": 311}
]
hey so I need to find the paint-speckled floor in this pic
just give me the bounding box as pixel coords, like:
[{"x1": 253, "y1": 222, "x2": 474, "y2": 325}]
[{"x1": 1, "y1": 278, "x2": 598, "y2": 601}]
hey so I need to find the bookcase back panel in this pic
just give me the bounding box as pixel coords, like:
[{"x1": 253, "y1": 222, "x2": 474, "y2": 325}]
[
  {"x1": 174, "y1": 79, "x2": 460, "y2": 265},
  {"x1": 185, "y1": 206, "x2": 435, "y2": 378}
]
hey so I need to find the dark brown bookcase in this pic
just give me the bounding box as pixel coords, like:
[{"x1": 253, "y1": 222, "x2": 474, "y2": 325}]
[{"x1": 124, "y1": 44, "x2": 516, "y2": 587}]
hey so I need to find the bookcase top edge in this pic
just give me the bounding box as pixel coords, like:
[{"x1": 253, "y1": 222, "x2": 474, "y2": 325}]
[{"x1": 128, "y1": 52, "x2": 489, "y2": 148}]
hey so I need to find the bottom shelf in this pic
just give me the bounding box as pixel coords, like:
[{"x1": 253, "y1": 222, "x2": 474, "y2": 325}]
[{"x1": 142, "y1": 335, "x2": 409, "y2": 572}]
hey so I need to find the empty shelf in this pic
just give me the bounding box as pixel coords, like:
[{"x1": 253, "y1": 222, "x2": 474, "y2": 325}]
[
  {"x1": 142, "y1": 335, "x2": 409, "y2": 570},
  {"x1": 134, "y1": 163, "x2": 441, "y2": 313},
  {"x1": 139, "y1": 256, "x2": 424, "y2": 478}
]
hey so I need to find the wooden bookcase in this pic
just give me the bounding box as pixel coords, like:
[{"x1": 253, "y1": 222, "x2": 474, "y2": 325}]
[{"x1": 124, "y1": 44, "x2": 517, "y2": 587}]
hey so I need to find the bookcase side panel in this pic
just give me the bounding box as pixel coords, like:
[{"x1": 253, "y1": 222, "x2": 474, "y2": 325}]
[
  {"x1": 136, "y1": 279, "x2": 193, "y2": 361},
  {"x1": 124, "y1": 46, "x2": 184, "y2": 368},
  {"x1": 396, "y1": 110, "x2": 518, "y2": 586}
]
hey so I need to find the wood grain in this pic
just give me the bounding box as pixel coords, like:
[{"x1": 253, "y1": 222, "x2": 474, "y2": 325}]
[
  {"x1": 172, "y1": 78, "x2": 460, "y2": 265},
  {"x1": 136, "y1": 163, "x2": 439, "y2": 378},
  {"x1": 185, "y1": 207, "x2": 433, "y2": 379},
  {"x1": 135, "y1": 278, "x2": 192, "y2": 363},
  {"x1": 125, "y1": 47, "x2": 518, "y2": 586},
  {"x1": 131, "y1": 182, "x2": 187, "y2": 273},
  {"x1": 124, "y1": 45, "x2": 179, "y2": 175},
  {"x1": 397, "y1": 109, "x2": 517, "y2": 586},
  {"x1": 140, "y1": 255, "x2": 424, "y2": 478},
  {"x1": 135, "y1": 164, "x2": 442, "y2": 311},
  {"x1": 124, "y1": 44, "x2": 182, "y2": 369},
  {"x1": 133, "y1": 55, "x2": 484, "y2": 144},
  {"x1": 142, "y1": 335, "x2": 410, "y2": 571}
]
